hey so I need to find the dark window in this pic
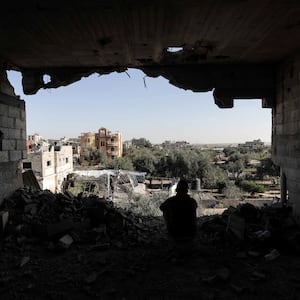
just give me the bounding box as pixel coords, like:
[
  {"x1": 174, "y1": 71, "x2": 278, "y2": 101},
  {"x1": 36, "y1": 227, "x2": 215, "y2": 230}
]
[
  {"x1": 23, "y1": 162, "x2": 32, "y2": 169},
  {"x1": 0, "y1": 130, "x2": 3, "y2": 151},
  {"x1": 47, "y1": 160, "x2": 51, "y2": 166},
  {"x1": 66, "y1": 158, "x2": 69, "y2": 163}
]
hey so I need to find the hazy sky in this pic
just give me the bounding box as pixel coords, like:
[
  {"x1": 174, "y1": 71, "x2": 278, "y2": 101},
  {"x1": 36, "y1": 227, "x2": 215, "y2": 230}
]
[{"x1": 8, "y1": 69, "x2": 271, "y2": 144}]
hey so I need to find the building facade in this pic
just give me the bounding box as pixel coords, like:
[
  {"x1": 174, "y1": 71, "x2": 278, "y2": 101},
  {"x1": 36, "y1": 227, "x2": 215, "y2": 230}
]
[
  {"x1": 23, "y1": 145, "x2": 73, "y2": 192},
  {"x1": 80, "y1": 127, "x2": 123, "y2": 160},
  {"x1": 238, "y1": 139, "x2": 264, "y2": 150}
]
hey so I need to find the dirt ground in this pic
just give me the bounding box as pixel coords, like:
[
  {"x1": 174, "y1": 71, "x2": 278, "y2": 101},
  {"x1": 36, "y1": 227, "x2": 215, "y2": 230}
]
[
  {"x1": 1, "y1": 217, "x2": 300, "y2": 300},
  {"x1": 1, "y1": 189, "x2": 300, "y2": 300}
]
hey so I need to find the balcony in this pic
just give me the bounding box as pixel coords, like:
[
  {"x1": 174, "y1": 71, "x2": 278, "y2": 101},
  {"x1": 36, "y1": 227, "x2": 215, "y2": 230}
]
[{"x1": 106, "y1": 142, "x2": 119, "y2": 147}]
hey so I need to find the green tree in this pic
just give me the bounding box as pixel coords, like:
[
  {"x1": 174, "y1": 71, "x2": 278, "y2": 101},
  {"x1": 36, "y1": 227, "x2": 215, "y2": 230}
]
[
  {"x1": 202, "y1": 165, "x2": 228, "y2": 190},
  {"x1": 109, "y1": 157, "x2": 134, "y2": 170},
  {"x1": 131, "y1": 148, "x2": 156, "y2": 173},
  {"x1": 132, "y1": 138, "x2": 152, "y2": 148},
  {"x1": 256, "y1": 157, "x2": 280, "y2": 179}
]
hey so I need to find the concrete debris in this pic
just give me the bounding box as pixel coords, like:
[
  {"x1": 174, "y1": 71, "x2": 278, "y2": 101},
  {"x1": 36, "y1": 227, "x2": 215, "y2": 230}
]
[
  {"x1": 200, "y1": 202, "x2": 300, "y2": 254},
  {"x1": 59, "y1": 234, "x2": 74, "y2": 249},
  {"x1": 19, "y1": 256, "x2": 30, "y2": 268},
  {"x1": 1, "y1": 188, "x2": 300, "y2": 299},
  {"x1": 251, "y1": 270, "x2": 267, "y2": 281},
  {"x1": 264, "y1": 248, "x2": 280, "y2": 261},
  {"x1": 0, "y1": 187, "x2": 158, "y2": 249}
]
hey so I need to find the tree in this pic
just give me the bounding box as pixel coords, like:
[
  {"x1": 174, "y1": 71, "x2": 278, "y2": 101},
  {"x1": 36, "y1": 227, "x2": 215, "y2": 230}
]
[
  {"x1": 256, "y1": 157, "x2": 280, "y2": 179},
  {"x1": 132, "y1": 138, "x2": 152, "y2": 148},
  {"x1": 109, "y1": 157, "x2": 134, "y2": 170},
  {"x1": 131, "y1": 148, "x2": 156, "y2": 174},
  {"x1": 202, "y1": 165, "x2": 228, "y2": 190}
]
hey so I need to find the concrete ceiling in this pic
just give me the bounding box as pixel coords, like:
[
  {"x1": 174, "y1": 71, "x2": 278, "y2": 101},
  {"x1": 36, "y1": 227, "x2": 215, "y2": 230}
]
[{"x1": 2, "y1": 1, "x2": 300, "y2": 106}]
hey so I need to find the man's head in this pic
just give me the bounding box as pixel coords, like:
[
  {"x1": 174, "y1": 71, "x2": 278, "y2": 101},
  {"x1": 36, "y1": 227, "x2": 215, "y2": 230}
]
[{"x1": 176, "y1": 179, "x2": 189, "y2": 194}]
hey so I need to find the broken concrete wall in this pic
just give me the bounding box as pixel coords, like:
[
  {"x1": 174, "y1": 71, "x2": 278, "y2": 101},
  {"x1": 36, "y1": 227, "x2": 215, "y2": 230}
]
[
  {"x1": 0, "y1": 93, "x2": 26, "y2": 204},
  {"x1": 273, "y1": 53, "x2": 300, "y2": 220}
]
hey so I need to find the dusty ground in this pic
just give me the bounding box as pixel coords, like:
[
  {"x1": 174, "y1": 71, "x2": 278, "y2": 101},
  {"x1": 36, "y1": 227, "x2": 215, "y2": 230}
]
[
  {"x1": 1, "y1": 189, "x2": 300, "y2": 300},
  {"x1": 1, "y1": 217, "x2": 300, "y2": 300}
]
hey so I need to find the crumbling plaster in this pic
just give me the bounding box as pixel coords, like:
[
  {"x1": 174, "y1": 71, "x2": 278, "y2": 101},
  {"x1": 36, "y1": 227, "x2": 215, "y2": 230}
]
[{"x1": 273, "y1": 53, "x2": 300, "y2": 220}]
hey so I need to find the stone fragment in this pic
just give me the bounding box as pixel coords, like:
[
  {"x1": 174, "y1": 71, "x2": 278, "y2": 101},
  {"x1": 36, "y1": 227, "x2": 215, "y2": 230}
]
[
  {"x1": 20, "y1": 256, "x2": 30, "y2": 268},
  {"x1": 264, "y1": 249, "x2": 280, "y2": 261},
  {"x1": 251, "y1": 270, "x2": 266, "y2": 281},
  {"x1": 84, "y1": 272, "x2": 98, "y2": 284},
  {"x1": 202, "y1": 274, "x2": 217, "y2": 284},
  {"x1": 230, "y1": 283, "x2": 245, "y2": 294},
  {"x1": 59, "y1": 234, "x2": 73, "y2": 249}
]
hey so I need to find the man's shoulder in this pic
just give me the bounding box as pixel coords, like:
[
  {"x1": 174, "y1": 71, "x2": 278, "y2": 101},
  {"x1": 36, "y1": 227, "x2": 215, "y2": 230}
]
[
  {"x1": 160, "y1": 196, "x2": 176, "y2": 210},
  {"x1": 187, "y1": 195, "x2": 198, "y2": 207}
]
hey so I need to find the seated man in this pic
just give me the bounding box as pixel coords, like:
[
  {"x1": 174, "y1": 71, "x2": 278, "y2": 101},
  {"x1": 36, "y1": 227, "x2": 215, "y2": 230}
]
[{"x1": 160, "y1": 179, "x2": 198, "y2": 256}]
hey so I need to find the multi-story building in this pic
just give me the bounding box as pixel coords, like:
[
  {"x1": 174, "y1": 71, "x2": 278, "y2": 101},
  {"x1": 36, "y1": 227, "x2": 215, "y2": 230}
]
[
  {"x1": 162, "y1": 140, "x2": 190, "y2": 148},
  {"x1": 238, "y1": 139, "x2": 264, "y2": 150},
  {"x1": 23, "y1": 144, "x2": 73, "y2": 192},
  {"x1": 80, "y1": 127, "x2": 123, "y2": 160}
]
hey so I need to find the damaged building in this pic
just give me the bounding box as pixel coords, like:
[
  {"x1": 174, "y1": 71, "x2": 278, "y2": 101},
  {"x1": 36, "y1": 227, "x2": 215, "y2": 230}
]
[
  {"x1": 2, "y1": 2, "x2": 300, "y2": 297},
  {"x1": 23, "y1": 144, "x2": 73, "y2": 192},
  {"x1": 80, "y1": 127, "x2": 123, "y2": 161}
]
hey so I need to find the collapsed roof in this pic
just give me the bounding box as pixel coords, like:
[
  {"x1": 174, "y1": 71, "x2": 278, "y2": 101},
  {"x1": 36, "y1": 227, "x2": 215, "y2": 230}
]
[{"x1": 2, "y1": 1, "x2": 300, "y2": 107}]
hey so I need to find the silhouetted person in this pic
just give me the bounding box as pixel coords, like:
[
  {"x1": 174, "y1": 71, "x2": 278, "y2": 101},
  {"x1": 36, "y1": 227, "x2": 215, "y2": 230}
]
[{"x1": 160, "y1": 179, "x2": 197, "y2": 258}]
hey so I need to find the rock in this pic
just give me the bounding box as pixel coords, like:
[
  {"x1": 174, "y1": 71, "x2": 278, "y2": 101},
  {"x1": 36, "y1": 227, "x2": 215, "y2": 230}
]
[
  {"x1": 251, "y1": 270, "x2": 266, "y2": 281},
  {"x1": 264, "y1": 249, "x2": 280, "y2": 261},
  {"x1": 202, "y1": 274, "x2": 218, "y2": 284},
  {"x1": 59, "y1": 234, "x2": 74, "y2": 249},
  {"x1": 84, "y1": 272, "x2": 98, "y2": 284},
  {"x1": 20, "y1": 256, "x2": 30, "y2": 268},
  {"x1": 230, "y1": 283, "x2": 246, "y2": 294}
]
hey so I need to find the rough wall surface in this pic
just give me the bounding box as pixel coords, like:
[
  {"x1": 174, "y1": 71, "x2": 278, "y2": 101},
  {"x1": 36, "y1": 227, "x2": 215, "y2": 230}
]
[
  {"x1": 273, "y1": 54, "x2": 300, "y2": 219},
  {"x1": 55, "y1": 146, "x2": 73, "y2": 191},
  {"x1": 0, "y1": 93, "x2": 26, "y2": 203}
]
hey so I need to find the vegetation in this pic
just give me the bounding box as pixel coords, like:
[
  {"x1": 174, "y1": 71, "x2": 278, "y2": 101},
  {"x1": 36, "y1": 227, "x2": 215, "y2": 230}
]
[
  {"x1": 239, "y1": 180, "x2": 265, "y2": 194},
  {"x1": 79, "y1": 138, "x2": 280, "y2": 198}
]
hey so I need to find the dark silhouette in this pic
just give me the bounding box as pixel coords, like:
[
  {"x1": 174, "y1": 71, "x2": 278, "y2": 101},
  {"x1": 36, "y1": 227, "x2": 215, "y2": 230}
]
[{"x1": 160, "y1": 179, "x2": 198, "y2": 257}]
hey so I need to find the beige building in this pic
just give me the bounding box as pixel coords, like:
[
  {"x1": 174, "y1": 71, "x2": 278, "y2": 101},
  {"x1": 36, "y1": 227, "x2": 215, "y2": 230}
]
[
  {"x1": 23, "y1": 145, "x2": 73, "y2": 192},
  {"x1": 80, "y1": 127, "x2": 123, "y2": 160}
]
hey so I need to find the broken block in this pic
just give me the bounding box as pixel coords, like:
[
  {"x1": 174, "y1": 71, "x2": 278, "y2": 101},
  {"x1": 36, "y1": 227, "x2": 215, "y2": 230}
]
[{"x1": 59, "y1": 234, "x2": 74, "y2": 249}]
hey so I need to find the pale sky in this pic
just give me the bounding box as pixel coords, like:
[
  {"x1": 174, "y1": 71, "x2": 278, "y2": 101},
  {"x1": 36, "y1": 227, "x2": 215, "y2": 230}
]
[{"x1": 8, "y1": 69, "x2": 271, "y2": 144}]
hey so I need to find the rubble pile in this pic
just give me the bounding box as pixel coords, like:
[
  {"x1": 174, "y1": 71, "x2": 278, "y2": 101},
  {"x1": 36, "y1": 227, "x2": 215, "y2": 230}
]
[
  {"x1": 1, "y1": 189, "x2": 300, "y2": 299},
  {"x1": 199, "y1": 202, "x2": 300, "y2": 257},
  {"x1": 0, "y1": 188, "x2": 161, "y2": 251}
]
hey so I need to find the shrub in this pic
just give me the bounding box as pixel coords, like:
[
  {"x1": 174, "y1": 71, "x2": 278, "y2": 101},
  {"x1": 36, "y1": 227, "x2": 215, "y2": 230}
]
[
  {"x1": 239, "y1": 180, "x2": 265, "y2": 194},
  {"x1": 222, "y1": 182, "x2": 243, "y2": 199}
]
